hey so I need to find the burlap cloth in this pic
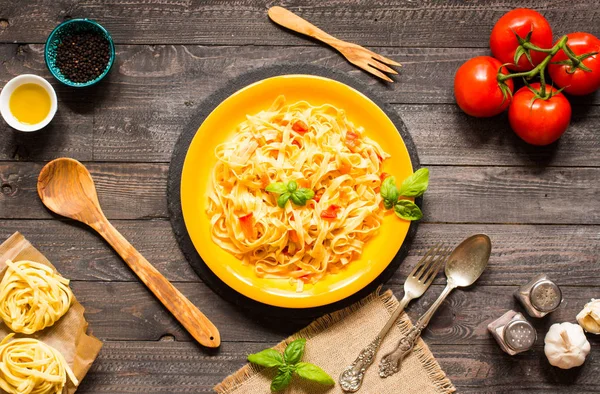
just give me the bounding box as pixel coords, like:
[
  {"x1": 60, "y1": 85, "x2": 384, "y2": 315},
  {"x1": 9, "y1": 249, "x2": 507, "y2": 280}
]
[{"x1": 215, "y1": 289, "x2": 455, "y2": 394}]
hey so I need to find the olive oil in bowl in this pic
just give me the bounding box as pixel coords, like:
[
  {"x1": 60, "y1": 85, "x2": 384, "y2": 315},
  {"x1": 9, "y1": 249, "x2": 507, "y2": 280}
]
[
  {"x1": 9, "y1": 83, "x2": 52, "y2": 125},
  {"x1": 0, "y1": 74, "x2": 57, "y2": 132}
]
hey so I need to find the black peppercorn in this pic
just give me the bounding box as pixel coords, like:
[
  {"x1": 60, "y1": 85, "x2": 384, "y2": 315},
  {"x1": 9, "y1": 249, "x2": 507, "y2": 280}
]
[{"x1": 55, "y1": 32, "x2": 110, "y2": 83}]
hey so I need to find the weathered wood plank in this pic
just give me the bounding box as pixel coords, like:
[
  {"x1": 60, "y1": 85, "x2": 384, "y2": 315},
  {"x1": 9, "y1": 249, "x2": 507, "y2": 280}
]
[
  {"x1": 77, "y1": 340, "x2": 599, "y2": 393},
  {"x1": 1, "y1": 221, "x2": 597, "y2": 287},
  {"x1": 72, "y1": 280, "x2": 599, "y2": 344},
  {"x1": 1, "y1": 0, "x2": 599, "y2": 48},
  {"x1": 2, "y1": 44, "x2": 598, "y2": 165},
  {"x1": 1, "y1": 162, "x2": 598, "y2": 224},
  {"x1": 0, "y1": 162, "x2": 169, "y2": 220}
]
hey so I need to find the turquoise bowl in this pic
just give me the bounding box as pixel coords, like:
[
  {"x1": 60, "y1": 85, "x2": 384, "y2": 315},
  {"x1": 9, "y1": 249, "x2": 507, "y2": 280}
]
[{"x1": 45, "y1": 19, "x2": 115, "y2": 87}]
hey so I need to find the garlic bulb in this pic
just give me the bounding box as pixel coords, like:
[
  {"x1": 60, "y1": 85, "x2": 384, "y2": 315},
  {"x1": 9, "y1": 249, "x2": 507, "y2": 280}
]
[
  {"x1": 577, "y1": 299, "x2": 600, "y2": 334},
  {"x1": 544, "y1": 322, "x2": 590, "y2": 369}
]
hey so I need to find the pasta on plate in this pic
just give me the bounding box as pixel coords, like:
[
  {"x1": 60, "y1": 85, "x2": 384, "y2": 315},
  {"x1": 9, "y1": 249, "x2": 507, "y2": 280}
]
[{"x1": 206, "y1": 96, "x2": 391, "y2": 291}]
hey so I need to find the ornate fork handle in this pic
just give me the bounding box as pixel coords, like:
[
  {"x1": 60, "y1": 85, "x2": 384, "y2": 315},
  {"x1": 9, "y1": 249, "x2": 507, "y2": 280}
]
[
  {"x1": 379, "y1": 281, "x2": 456, "y2": 378},
  {"x1": 339, "y1": 336, "x2": 382, "y2": 392},
  {"x1": 379, "y1": 325, "x2": 423, "y2": 377},
  {"x1": 339, "y1": 296, "x2": 410, "y2": 392}
]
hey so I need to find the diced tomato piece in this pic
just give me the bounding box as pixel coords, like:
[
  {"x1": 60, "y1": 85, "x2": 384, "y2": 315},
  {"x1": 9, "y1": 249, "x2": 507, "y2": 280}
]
[
  {"x1": 314, "y1": 189, "x2": 324, "y2": 202},
  {"x1": 239, "y1": 213, "x2": 255, "y2": 239},
  {"x1": 321, "y1": 205, "x2": 340, "y2": 219},
  {"x1": 291, "y1": 139, "x2": 302, "y2": 148},
  {"x1": 346, "y1": 130, "x2": 359, "y2": 140},
  {"x1": 300, "y1": 275, "x2": 311, "y2": 283},
  {"x1": 292, "y1": 120, "x2": 309, "y2": 133},
  {"x1": 297, "y1": 179, "x2": 310, "y2": 189},
  {"x1": 260, "y1": 173, "x2": 270, "y2": 188},
  {"x1": 379, "y1": 172, "x2": 390, "y2": 182},
  {"x1": 339, "y1": 161, "x2": 351, "y2": 174}
]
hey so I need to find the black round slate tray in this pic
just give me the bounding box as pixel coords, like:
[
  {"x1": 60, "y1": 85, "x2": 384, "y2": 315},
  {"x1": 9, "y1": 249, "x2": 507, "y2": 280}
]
[{"x1": 167, "y1": 64, "x2": 421, "y2": 319}]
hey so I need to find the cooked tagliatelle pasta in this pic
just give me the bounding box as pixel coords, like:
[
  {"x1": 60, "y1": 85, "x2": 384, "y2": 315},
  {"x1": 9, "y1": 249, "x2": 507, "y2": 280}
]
[
  {"x1": 207, "y1": 96, "x2": 391, "y2": 290},
  {"x1": 0, "y1": 334, "x2": 78, "y2": 394},
  {"x1": 0, "y1": 260, "x2": 73, "y2": 334}
]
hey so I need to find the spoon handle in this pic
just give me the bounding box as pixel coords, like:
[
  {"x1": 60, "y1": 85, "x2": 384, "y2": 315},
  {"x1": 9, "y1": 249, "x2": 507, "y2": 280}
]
[
  {"x1": 93, "y1": 218, "x2": 220, "y2": 348},
  {"x1": 379, "y1": 283, "x2": 455, "y2": 377}
]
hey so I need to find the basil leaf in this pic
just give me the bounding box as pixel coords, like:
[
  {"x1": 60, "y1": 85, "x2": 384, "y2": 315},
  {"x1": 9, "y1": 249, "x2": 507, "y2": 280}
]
[
  {"x1": 380, "y1": 176, "x2": 399, "y2": 209},
  {"x1": 287, "y1": 180, "x2": 298, "y2": 192},
  {"x1": 290, "y1": 189, "x2": 314, "y2": 206},
  {"x1": 247, "y1": 348, "x2": 284, "y2": 368},
  {"x1": 270, "y1": 367, "x2": 293, "y2": 392},
  {"x1": 290, "y1": 192, "x2": 304, "y2": 206},
  {"x1": 299, "y1": 188, "x2": 315, "y2": 200},
  {"x1": 394, "y1": 200, "x2": 423, "y2": 221},
  {"x1": 283, "y1": 338, "x2": 306, "y2": 364},
  {"x1": 398, "y1": 168, "x2": 429, "y2": 198},
  {"x1": 266, "y1": 182, "x2": 288, "y2": 194},
  {"x1": 277, "y1": 192, "x2": 291, "y2": 208},
  {"x1": 295, "y1": 362, "x2": 335, "y2": 385}
]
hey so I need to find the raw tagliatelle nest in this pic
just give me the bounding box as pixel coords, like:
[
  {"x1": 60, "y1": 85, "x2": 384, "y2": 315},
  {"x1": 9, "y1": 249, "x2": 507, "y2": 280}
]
[
  {"x1": 0, "y1": 259, "x2": 73, "y2": 334},
  {"x1": 206, "y1": 96, "x2": 391, "y2": 290},
  {"x1": 0, "y1": 334, "x2": 78, "y2": 394}
]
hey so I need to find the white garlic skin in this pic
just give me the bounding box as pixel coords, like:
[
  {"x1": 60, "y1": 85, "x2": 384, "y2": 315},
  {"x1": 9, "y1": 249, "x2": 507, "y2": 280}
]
[
  {"x1": 577, "y1": 299, "x2": 600, "y2": 335},
  {"x1": 544, "y1": 322, "x2": 591, "y2": 369}
]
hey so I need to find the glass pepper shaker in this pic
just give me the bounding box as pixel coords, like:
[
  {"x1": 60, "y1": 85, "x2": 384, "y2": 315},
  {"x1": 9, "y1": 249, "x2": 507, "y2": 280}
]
[
  {"x1": 488, "y1": 310, "x2": 537, "y2": 355},
  {"x1": 514, "y1": 274, "x2": 562, "y2": 318}
]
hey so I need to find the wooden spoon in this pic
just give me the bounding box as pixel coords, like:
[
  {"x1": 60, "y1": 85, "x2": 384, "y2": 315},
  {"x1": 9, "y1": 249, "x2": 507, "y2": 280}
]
[{"x1": 37, "y1": 158, "x2": 220, "y2": 348}]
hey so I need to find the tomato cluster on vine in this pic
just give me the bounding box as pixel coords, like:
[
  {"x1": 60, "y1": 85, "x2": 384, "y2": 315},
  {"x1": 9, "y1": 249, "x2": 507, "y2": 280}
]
[{"x1": 454, "y1": 8, "x2": 600, "y2": 146}]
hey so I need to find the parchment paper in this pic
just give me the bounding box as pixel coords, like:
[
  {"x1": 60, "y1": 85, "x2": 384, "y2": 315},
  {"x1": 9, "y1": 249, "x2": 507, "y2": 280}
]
[{"x1": 0, "y1": 232, "x2": 103, "y2": 394}]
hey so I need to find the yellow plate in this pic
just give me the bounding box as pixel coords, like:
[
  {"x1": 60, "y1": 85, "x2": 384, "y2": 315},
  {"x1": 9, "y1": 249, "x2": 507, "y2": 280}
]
[{"x1": 181, "y1": 75, "x2": 413, "y2": 308}]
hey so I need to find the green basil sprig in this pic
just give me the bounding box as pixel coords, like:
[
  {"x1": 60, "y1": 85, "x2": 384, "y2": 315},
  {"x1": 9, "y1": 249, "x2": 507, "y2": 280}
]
[
  {"x1": 380, "y1": 168, "x2": 429, "y2": 221},
  {"x1": 266, "y1": 181, "x2": 315, "y2": 208},
  {"x1": 247, "y1": 338, "x2": 335, "y2": 392}
]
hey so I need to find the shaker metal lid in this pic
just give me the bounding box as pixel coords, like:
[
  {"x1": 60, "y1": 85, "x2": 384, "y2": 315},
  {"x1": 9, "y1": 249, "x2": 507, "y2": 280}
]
[
  {"x1": 504, "y1": 320, "x2": 536, "y2": 351},
  {"x1": 530, "y1": 280, "x2": 562, "y2": 312}
]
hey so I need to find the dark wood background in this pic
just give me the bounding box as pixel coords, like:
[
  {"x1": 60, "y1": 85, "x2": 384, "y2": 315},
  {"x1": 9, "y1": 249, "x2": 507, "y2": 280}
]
[{"x1": 1, "y1": 1, "x2": 599, "y2": 393}]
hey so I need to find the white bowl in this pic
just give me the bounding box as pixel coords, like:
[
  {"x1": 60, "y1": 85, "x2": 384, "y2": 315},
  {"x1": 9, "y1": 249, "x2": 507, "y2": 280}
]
[{"x1": 0, "y1": 74, "x2": 57, "y2": 132}]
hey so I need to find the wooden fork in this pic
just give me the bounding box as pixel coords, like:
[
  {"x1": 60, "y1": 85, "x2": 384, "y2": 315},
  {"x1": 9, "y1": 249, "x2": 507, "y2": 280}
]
[{"x1": 268, "y1": 6, "x2": 400, "y2": 82}]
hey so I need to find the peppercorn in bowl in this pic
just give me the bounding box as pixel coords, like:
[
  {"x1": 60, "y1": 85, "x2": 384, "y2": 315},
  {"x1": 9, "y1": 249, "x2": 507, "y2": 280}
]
[{"x1": 45, "y1": 19, "x2": 115, "y2": 87}]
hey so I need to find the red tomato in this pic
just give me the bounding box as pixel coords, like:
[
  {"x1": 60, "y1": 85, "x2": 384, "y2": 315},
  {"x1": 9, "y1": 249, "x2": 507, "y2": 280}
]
[
  {"x1": 508, "y1": 83, "x2": 572, "y2": 146},
  {"x1": 548, "y1": 32, "x2": 600, "y2": 95},
  {"x1": 490, "y1": 9, "x2": 553, "y2": 71},
  {"x1": 454, "y1": 56, "x2": 514, "y2": 117}
]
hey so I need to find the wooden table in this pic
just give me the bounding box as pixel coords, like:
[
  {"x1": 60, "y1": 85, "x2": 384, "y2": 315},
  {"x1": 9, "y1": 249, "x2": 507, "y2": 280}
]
[{"x1": 1, "y1": 1, "x2": 598, "y2": 392}]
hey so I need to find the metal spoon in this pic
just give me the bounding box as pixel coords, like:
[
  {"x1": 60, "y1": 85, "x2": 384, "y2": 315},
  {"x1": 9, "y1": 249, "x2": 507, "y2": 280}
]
[
  {"x1": 37, "y1": 158, "x2": 221, "y2": 348},
  {"x1": 379, "y1": 234, "x2": 491, "y2": 377}
]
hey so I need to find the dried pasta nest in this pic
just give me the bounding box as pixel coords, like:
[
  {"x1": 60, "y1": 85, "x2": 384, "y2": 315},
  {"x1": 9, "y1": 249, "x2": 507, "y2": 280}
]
[
  {"x1": 0, "y1": 334, "x2": 78, "y2": 394},
  {"x1": 0, "y1": 260, "x2": 73, "y2": 334}
]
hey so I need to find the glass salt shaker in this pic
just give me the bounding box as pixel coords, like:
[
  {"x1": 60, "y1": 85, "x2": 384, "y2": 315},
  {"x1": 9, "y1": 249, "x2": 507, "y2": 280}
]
[
  {"x1": 488, "y1": 310, "x2": 537, "y2": 355},
  {"x1": 514, "y1": 274, "x2": 562, "y2": 318}
]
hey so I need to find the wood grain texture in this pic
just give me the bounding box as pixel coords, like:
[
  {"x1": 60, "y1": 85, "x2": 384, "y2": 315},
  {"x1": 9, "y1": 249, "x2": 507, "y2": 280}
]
[
  {"x1": 1, "y1": 43, "x2": 598, "y2": 165},
  {"x1": 0, "y1": 221, "x2": 596, "y2": 286},
  {"x1": 76, "y1": 341, "x2": 599, "y2": 393},
  {"x1": 1, "y1": 0, "x2": 599, "y2": 391},
  {"x1": 71, "y1": 281, "x2": 600, "y2": 344},
  {"x1": 1, "y1": 0, "x2": 599, "y2": 48},
  {"x1": 2, "y1": 162, "x2": 598, "y2": 224}
]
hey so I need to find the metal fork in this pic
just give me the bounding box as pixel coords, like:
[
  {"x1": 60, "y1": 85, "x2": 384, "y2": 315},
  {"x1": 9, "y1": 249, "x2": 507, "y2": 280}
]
[
  {"x1": 338, "y1": 244, "x2": 451, "y2": 392},
  {"x1": 268, "y1": 6, "x2": 401, "y2": 82}
]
